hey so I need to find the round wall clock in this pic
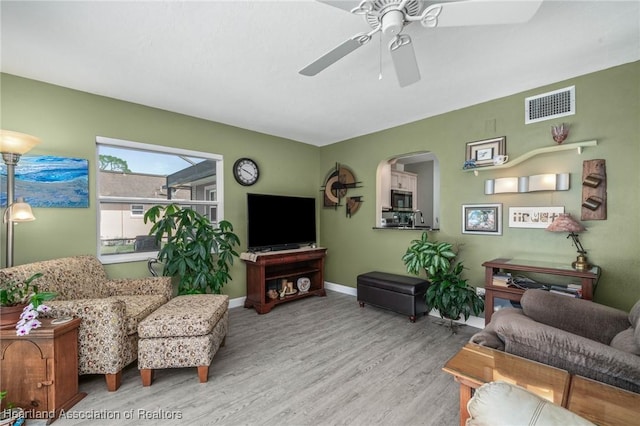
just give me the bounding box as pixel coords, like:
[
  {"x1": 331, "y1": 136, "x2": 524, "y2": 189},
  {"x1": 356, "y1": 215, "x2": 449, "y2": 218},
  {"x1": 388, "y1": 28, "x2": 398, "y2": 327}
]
[{"x1": 233, "y1": 157, "x2": 259, "y2": 186}]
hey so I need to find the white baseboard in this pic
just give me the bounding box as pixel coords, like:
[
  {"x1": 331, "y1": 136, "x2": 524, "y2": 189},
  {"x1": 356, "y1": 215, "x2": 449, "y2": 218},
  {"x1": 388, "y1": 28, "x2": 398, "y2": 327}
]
[
  {"x1": 229, "y1": 281, "x2": 484, "y2": 329},
  {"x1": 325, "y1": 281, "x2": 357, "y2": 296},
  {"x1": 229, "y1": 296, "x2": 246, "y2": 309}
]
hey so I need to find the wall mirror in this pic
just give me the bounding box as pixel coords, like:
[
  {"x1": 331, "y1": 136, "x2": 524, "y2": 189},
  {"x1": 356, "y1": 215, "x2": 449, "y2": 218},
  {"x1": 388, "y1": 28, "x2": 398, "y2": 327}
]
[{"x1": 375, "y1": 152, "x2": 440, "y2": 230}]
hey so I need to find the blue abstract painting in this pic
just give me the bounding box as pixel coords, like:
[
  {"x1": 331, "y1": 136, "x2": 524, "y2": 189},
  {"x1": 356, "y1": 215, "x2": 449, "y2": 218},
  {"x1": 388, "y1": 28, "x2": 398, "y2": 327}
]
[{"x1": 0, "y1": 155, "x2": 89, "y2": 208}]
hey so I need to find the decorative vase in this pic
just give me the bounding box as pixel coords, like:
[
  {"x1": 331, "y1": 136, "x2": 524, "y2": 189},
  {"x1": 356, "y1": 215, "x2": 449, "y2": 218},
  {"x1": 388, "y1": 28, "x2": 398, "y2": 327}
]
[
  {"x1": 551, "y1": 123, "x2": 569, "y2": 144},
  {"x1": 0, "y1": 304, "x2": 26, "y2": 330}
]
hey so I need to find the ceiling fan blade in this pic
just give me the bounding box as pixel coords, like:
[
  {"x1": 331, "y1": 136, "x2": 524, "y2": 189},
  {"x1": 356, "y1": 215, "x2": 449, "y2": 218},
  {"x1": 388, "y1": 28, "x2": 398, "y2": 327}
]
[
  {"x1": 300, "y1": 32, "x2": 373, "y2": 76},
  {"x1": 316, "y1": 0, "x2": 364, "y2": 13},
  {"x1": 422, "y1": 0, "x2": 543, "y2": 28},
  {"x1": 389, "y1": 35, "x2": 421, "y2": 87}
]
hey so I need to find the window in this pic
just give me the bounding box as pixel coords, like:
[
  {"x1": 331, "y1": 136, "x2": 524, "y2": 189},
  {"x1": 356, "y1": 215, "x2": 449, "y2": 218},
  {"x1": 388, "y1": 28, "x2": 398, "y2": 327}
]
[
  {"x1": 130, "y1": 204, "x2": 145, "y2": 217},
  {"x1": 96, "y1": 136, "x2": 224, "y2": 264}
]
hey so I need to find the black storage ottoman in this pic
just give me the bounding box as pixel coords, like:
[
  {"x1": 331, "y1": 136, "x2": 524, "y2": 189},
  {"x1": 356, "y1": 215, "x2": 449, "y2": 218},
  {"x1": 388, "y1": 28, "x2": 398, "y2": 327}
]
[{"x1": 357, "y1": 271, "x2": 430, "y2": 323}]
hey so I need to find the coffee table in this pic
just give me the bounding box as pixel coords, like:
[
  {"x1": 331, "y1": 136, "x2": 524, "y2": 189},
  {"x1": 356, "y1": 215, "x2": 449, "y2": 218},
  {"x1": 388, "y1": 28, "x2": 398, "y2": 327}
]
[
  {"x1": 444, "y1": 343, "x2": 640, "y2": 426},
  {"x1": 442, "y1": 343, "x2": 570, "y2": 426}
]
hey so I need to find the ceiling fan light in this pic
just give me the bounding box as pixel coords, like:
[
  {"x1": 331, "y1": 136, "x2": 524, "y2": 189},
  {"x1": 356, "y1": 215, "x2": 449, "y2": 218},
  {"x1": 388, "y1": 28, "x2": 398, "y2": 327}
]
[{"x1": 382, "y1": 10, "x2": 405, "y2": 36}]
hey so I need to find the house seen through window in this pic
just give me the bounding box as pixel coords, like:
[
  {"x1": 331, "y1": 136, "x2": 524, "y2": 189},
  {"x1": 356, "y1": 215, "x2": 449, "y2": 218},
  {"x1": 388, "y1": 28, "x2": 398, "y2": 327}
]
[{"x1": 96, "y1": 137, "x2": 223, "y2": 264}]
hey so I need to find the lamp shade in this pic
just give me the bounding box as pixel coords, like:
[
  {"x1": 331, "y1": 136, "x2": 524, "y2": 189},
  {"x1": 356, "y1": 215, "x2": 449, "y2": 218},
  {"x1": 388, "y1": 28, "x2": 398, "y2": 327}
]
[
  {"x1": 9, "y1": 198, "x2": 36, "y2": 222},
  {"x1": 546, "y1": 213, "x2": 585, "y2": 233},
  {"x1": 0, "y1": 129, "x2": 41, "y2": 154}
]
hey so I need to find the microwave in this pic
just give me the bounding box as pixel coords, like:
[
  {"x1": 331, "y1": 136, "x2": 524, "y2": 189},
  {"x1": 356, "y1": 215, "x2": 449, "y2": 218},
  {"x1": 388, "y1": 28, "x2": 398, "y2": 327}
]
[{"x1": 391, "y1": 190, "x2": 413, "y2": 211}]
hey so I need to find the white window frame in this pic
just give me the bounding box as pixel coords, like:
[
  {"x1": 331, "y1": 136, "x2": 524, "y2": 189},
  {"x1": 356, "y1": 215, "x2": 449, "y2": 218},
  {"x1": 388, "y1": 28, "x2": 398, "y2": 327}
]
[
  {"x1": 96, "y1": 136, "x2": 224, "y2": 264},
  {"x1": 130, "y1": 204, "x2": 145, "y2": 217},
  {"x1": 204, "y1": 184, "x2": 218, "y2": 224}
]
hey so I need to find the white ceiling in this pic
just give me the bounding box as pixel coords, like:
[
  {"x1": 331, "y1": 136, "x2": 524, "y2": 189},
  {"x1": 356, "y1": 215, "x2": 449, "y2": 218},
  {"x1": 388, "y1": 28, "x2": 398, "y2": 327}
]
[{"x1": 1, "y1": 1, "x2": 639, "y2": 146}]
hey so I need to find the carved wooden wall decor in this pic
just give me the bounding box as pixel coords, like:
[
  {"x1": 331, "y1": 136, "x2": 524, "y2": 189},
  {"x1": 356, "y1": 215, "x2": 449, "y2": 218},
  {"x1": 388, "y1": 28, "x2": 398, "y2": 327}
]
[
  {"x1": 581, "y1": 159, "x2": 606, "y2": 220},
  {"x1": 321, "y1": 163, "x2": 362, "y2": 217}
]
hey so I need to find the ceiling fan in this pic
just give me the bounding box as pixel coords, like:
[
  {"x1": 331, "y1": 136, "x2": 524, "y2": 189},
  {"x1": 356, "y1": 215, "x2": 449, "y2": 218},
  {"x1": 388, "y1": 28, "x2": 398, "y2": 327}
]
[{"x1": 300, "y1": 0, "x2": 543, "y2": 87}]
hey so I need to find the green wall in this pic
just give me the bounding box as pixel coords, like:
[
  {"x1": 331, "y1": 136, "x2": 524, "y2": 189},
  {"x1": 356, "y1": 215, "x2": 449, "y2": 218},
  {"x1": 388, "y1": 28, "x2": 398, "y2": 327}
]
[
  {"x1": 0, "y1": 73, "x2": 321, "y2": 299},
  {"x1": 319, "y1": 61, "x2": 640, "y2": 312},
  {"x1": 2, "y1": 61, "x2": 638, "y2": 311}
]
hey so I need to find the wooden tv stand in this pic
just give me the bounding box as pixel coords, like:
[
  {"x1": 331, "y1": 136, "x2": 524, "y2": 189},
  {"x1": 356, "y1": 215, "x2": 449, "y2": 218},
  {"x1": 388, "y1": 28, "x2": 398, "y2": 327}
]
[{"x1": 243, "y1": 247, "x2": 327, "y2": 314}]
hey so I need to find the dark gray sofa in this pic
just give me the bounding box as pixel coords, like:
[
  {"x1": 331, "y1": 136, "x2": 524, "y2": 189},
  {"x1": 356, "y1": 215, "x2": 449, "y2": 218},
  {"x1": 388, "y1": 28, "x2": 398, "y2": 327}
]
[{"x1": 470, "y1": 289, "x2": 640, "y2": 393}]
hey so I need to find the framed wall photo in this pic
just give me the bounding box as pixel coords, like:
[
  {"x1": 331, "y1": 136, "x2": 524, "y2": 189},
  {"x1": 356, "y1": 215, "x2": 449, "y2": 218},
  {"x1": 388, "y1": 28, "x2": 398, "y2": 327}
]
[
  {"x1": 462, "y1": 203, "x2": 502, "y2": 235},
  {"x1": 0, "y1": 155, "x2": 89, "y2": 208},
  {"x1": 465, "y1": 136, "x2": 506, "y2": 167},
  {"x1": 509, "y1": 206, "x2": 565, "y2": 228}
]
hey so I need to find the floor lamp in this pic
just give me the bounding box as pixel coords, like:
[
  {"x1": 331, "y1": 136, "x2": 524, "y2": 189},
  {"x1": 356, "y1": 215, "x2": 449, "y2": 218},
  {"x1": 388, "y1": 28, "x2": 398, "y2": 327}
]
[{"x1": 0, "y1": 129, "x2": 40, "y2": 267}]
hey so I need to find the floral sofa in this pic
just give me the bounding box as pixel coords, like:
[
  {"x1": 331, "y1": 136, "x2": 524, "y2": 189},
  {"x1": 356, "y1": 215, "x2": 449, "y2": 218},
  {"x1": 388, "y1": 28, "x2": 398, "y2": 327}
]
[{"x1": 0, "y1": 255, "x2": 172, "y2": 391}]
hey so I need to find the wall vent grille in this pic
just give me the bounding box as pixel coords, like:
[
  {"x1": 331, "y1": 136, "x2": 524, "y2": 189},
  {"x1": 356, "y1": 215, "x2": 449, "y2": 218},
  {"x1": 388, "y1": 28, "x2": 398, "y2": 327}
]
[{"x1": 525, "y1": 86, "x2": 575, "y2": 124}]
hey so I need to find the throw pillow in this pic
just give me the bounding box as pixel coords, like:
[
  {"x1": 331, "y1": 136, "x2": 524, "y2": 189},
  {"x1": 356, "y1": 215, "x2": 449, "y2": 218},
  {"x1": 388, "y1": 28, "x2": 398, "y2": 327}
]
[
  {"x1": 611, "y1": 328, "x2": 640, "y2": 355},
  {"x1": 467, "y1": 381, "x2": 596, "y2": 426}
]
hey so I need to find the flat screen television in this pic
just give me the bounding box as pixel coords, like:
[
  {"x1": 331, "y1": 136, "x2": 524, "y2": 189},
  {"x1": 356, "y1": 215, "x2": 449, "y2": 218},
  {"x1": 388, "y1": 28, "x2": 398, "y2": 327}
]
[{"x1": 247, "y1": 193, "x2": 317, "y2": 252}]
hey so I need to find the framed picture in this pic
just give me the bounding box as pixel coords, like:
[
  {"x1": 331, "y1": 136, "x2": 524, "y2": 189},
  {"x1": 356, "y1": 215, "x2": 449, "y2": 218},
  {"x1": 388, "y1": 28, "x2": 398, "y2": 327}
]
[
  {"x1": 1, "y1": 155, "x2": 89, "y2": 208},
  {"x1": 465, "y1": 136, "x2": 506, "y2": 167},
  {"x1": 462, "y1": 204, "x2": 502, "y2": 235},
  {"x1": 508, "y1": 206, "x2": 565, "y2": 228}
]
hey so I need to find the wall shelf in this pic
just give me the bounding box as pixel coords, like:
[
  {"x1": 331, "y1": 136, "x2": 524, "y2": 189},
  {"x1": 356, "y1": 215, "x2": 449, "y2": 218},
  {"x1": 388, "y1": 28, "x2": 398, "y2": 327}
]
[{"x1": 463, "y1": 140, "x2": 598, "y2": 173}]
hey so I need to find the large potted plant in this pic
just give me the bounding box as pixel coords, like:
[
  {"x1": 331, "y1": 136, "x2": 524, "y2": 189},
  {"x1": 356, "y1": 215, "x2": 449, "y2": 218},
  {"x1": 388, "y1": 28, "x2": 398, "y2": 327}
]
[
  {"x1": 144, "y1": 204, "x2": 240, "y2": 295},
  {"x1": 402, "y1": 231, "x2": 483, "y2": 331}
]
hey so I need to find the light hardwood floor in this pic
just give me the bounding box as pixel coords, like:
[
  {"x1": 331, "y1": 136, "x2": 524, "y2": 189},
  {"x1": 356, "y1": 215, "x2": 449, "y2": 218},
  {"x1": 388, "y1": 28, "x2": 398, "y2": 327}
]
[{"x1": 50, "y1": 291, "x2": 479, "y2": 426}]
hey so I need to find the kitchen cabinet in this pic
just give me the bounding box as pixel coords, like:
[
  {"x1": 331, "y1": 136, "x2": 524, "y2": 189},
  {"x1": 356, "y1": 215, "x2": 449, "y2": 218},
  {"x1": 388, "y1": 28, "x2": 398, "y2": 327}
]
[
  {"x1": 391, "y1": 170, "x2": 417, "y2": 191},
  {"x1": 391, "y1": 170, "x2": 417, "y2": 208}
]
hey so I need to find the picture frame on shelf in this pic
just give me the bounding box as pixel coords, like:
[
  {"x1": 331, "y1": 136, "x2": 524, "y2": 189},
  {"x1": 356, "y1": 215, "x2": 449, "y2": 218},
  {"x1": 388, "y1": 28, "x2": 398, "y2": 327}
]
[
  {"x1": 508, "y1": 206, "x2": 565, "y2": 228},
  {"x1": 462, "y1": 203, "x2": 502, "y2": 235},
  {"x1": 465, "y1": 136, "x2": 506, "y2": 167}
]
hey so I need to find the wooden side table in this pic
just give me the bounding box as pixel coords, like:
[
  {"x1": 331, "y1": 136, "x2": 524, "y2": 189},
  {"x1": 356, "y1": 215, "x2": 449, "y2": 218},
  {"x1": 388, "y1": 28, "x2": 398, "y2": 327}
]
[{"x1": 0, "y1": 318, "x2": 86, "y2": 424}]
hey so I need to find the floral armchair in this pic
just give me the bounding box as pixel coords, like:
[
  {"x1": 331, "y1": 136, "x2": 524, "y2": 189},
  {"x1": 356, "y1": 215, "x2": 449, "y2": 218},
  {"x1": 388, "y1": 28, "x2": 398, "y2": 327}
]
[{"x1": 0, "y1": 255, "x2": 172, "y2": 391}]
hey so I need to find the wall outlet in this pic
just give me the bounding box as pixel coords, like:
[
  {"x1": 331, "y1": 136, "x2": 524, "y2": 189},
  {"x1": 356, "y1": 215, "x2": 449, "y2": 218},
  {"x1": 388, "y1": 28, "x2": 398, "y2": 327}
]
[{"x1": 476, "y1": 287, "x2": 486, "y2": 297}]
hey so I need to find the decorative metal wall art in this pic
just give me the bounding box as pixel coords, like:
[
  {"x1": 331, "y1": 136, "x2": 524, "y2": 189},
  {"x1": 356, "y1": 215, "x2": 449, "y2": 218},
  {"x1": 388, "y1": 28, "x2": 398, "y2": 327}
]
[{"x1": 321, "y1": 163, "x2": 362, "y2": 217}]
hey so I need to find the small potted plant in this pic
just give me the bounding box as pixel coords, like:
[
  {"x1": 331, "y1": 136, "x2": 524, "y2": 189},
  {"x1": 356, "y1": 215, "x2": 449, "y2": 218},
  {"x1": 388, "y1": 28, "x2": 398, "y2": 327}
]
[
  {"x1": 0, "y1": 272, "x2": 56, "y2": 335},
  {"x1": 144, "y1": 204, "x2": 240, "y2": 295},
  {"x1": 402, "y1": 231, "x2": 484, "y2": 332}
]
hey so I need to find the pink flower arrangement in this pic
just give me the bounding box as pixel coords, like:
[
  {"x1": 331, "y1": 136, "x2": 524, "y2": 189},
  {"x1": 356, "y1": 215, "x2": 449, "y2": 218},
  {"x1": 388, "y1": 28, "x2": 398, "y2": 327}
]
[
  {"x1": 16, "y1": 302, "x2": 52, "y2": 336},
  {"x1": 1, "y1": 272, "x2": 56, "y2": 335}
]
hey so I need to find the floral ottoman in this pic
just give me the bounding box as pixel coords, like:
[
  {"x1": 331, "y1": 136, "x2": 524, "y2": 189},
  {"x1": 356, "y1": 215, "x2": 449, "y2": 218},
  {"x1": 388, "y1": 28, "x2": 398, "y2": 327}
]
[{"x1": 137, "y1": 294, "x2": 229, "y2": 386}]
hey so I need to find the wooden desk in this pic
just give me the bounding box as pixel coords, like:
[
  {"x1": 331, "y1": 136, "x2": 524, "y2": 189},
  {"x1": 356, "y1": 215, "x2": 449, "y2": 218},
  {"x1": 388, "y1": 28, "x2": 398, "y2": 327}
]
[
  {"x1": 483, "y1": 258, "x2": 600, "y2": 324},
  {"x1": 1, "y1": 318, "x2": 86, "y2": 424},
  {"x1": 443, "y1": 343, "x2": 640, "y2": 426},
  {"x1": 442, "y1": 343, "x2": 570, "y2": 426}
]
